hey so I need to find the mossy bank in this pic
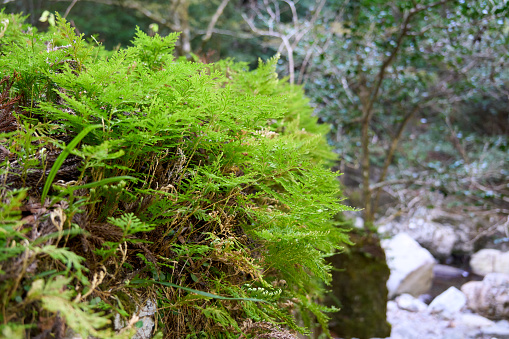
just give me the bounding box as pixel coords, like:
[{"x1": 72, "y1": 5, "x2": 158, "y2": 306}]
[{"x1": 0, "y1": 12, "x2": 352, "y2": 338}]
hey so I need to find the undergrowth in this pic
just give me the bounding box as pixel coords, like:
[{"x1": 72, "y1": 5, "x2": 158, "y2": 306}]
[{"x1": 0, "y1": 11, "x2": 352, "y2": 339}]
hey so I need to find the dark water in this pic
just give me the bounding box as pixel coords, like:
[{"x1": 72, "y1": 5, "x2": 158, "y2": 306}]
[{"x1": 424, "y1": 264, "x2": 483, "y2": 302}]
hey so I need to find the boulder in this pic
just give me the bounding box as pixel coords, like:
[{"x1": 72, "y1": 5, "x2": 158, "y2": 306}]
[
  {"x1": 470, "y1": 249, "x2": 509, "y2": 276},
  {"x1": 378, "y1": 207, "x2": 476, "y2": 258},
  {"x1": 461, "y1": 273, "x2": 509, "y2": 320},
  {"x1": 326, "y1": 231, "x2": 391, "y2": 338},
  {"x1": 382, "y1": 233, "x2": 435, "y2": 299},
  {"x1": 428, "y1": 287, "x2": 466, "y2": 319},
  {"x1": 413, "y1": 223, "x2": 458, "y2": 259}
]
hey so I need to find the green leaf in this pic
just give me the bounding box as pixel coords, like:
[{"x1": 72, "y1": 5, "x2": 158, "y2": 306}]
[{"x1": 190, "y1": 273, "x2": 199, "y2": 282}]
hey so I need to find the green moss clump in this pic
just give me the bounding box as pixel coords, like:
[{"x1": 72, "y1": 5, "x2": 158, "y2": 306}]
[{"x1": 0, "y1": 12, "x2": 352, "y2": 338}]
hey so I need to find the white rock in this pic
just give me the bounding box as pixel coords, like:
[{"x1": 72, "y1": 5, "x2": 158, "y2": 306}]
[
  {"x1": 396, "y1": 293, "x2": 428, "y2": 312},
  {"x1": 390, "y1": 322, "x2": 422, "y2": 338},
  {"x1": 428, "y1": 287, "x2": 466, "y2": 319},
  {"x1": 462, "y1": 273, "x2": 509, "y2": 320},
  {"x1": 457, "y1": 313, "x2": 495, "y2": 328},
  {"x1": 387, "y1": 300, "x2": 398, "y2": 312},
  {"x1": 417, "y1": 224, "x2": 457, "y2": 258},
  {"x1": 382, "y1": 233, "x2": 435, "y2": 299},
  {"x1": 470, "y1": 249, "x2": 509, "y2": 276},
  {"x1": 480, "y1": 320, "x2": 509, "y2": 339},
  {"x1": 378, "y1": 206, "x2": 477, "y2": 258}
]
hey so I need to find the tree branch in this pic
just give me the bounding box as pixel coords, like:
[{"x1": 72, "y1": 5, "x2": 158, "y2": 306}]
[
  {"x1": 51, "y1": 0, "x2": 180, "y2": 30},
  {"x1": 363, "y1": 0, "x2": 453, "y2": 122},
  {"x1": 202, "y1": 0, "x2": 230, "y2": 42},
  {"x1": 373, "y1": 105, "x2": 419, "y2": 212},
  {"x1": 195, "y1": 28, "x2": 255, "y2": 40},
  {"x1": 63, "y1": 0, "x2": 79, "y2": 18},
  {"x1": 370, "y1": 179, "x2": 427, "y2": 191}
]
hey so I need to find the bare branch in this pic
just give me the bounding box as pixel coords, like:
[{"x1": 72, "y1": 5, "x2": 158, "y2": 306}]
[
  {"x1": 370, "y1": 179, "x2": 427, "y2": 191},
  {"x1": 282, "y1": 0, "x2": 298, "y2": 26},
  {"x1": 241, "y1": 0, "x2": 327, "y2": 84},
  {"x1": 202, "y1": 0, "x2": 231, "y2": 42},
  {"x1": 52, "y1": 0, "x2": 179, "y2": 30},
  {"x1": 63, "y1": 0, "x2": 79, "y2": 18},
  {"x1": 406, "y1": 24, "x2": 447, "y2": 36},
  {"x1": 296, "y1": 40, "x2": 317, "y2": 84},
  {"x1": 373, "y1": 106, "x2": 419, "y2": 212},
  {"x1": 291, "y1": 0, "x2": 326, "y2": 49},
  {"x1": 241, "y1": 12, "x2": 281, "y2": 38},
  {"x1": 196, "y1": 28, "x2": 255, "y2": 40}
]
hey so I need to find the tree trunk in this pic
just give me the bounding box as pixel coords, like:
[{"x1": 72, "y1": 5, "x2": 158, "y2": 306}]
[{"x1": 361, "y1": 116, "x2": 373, "y2": 226}]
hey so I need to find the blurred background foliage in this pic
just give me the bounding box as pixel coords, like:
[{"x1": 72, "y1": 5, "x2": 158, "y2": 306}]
[{"x1": 3, "y1": 0, "x2": 508, "y2": 226}]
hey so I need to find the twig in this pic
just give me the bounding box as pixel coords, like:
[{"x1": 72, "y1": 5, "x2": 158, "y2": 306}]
[
  {"x1": 195, "y1": 28, "x2": 254, "y2": 40},
  {"x1": 63, "y1": 0, "x2": 79, "y2": 18},
  {"x1": 373, "y1": 106, "x2": 419, "y2": 211},
  {"x1": 202, "y1": 0, "x2": 231, "y2": 42},
  {"x1": 369, "y1": 179, "x2": 426, "y2": 191}
]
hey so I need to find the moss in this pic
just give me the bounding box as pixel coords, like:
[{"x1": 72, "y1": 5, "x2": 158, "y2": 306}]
[
  {"x1": 326, "y1": 230, "x2": 391, "y2": 339},
  {"x1": 0, "y1": 13, "x2": 352, "y2": 338}
]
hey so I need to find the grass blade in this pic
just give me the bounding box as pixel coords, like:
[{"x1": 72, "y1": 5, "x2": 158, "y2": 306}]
[
  {"x1": 130, "y1": 279, "x2": 268, "y2": 303},
  {"x1": 41, "y1": 124, "x2": 101, "y2": 203},
  {"x1": 57, "y1": 176, "x2": 137, "y2": 198}
]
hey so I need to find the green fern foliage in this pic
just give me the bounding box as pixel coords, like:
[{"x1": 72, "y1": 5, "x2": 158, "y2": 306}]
[{"x1": 0, "y1": 12, "x2": 352, "y2": 338}]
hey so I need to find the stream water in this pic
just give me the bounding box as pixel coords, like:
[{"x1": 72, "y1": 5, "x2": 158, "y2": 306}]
[{"x1": 426, "y1": 263, "x2": 483, "y2": 301}]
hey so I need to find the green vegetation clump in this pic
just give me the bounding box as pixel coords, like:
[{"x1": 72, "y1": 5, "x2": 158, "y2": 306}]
[{"x1": 0, "y1": 12, "x2": 351, "y2": 338}]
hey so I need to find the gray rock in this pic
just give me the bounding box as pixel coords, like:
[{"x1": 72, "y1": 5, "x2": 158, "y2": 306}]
[
  {"x1": 396, "y1": 294, "x2": 428, "y2": 312},
  {"x1": 462, "y1": 273, "x2": 509, "y2": 320},
  {"x1": 132, "y1": 317, "x2": 155, "y2": 339},
  {"x1": 382, "y1": 233, "x2": 435, "y2": 299},
  {"x1": 138, "y1": 299, "x2": 157, "y2": 318},
  {"x1": 470, "y1": 249, "x2": 509, "y2": 276},
  {"x1": 428, "y1": 287, "x2": 466, "y2": 319},
  {"x1": 114, "y1": 299, "x2": 157, "y2": 339}
]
